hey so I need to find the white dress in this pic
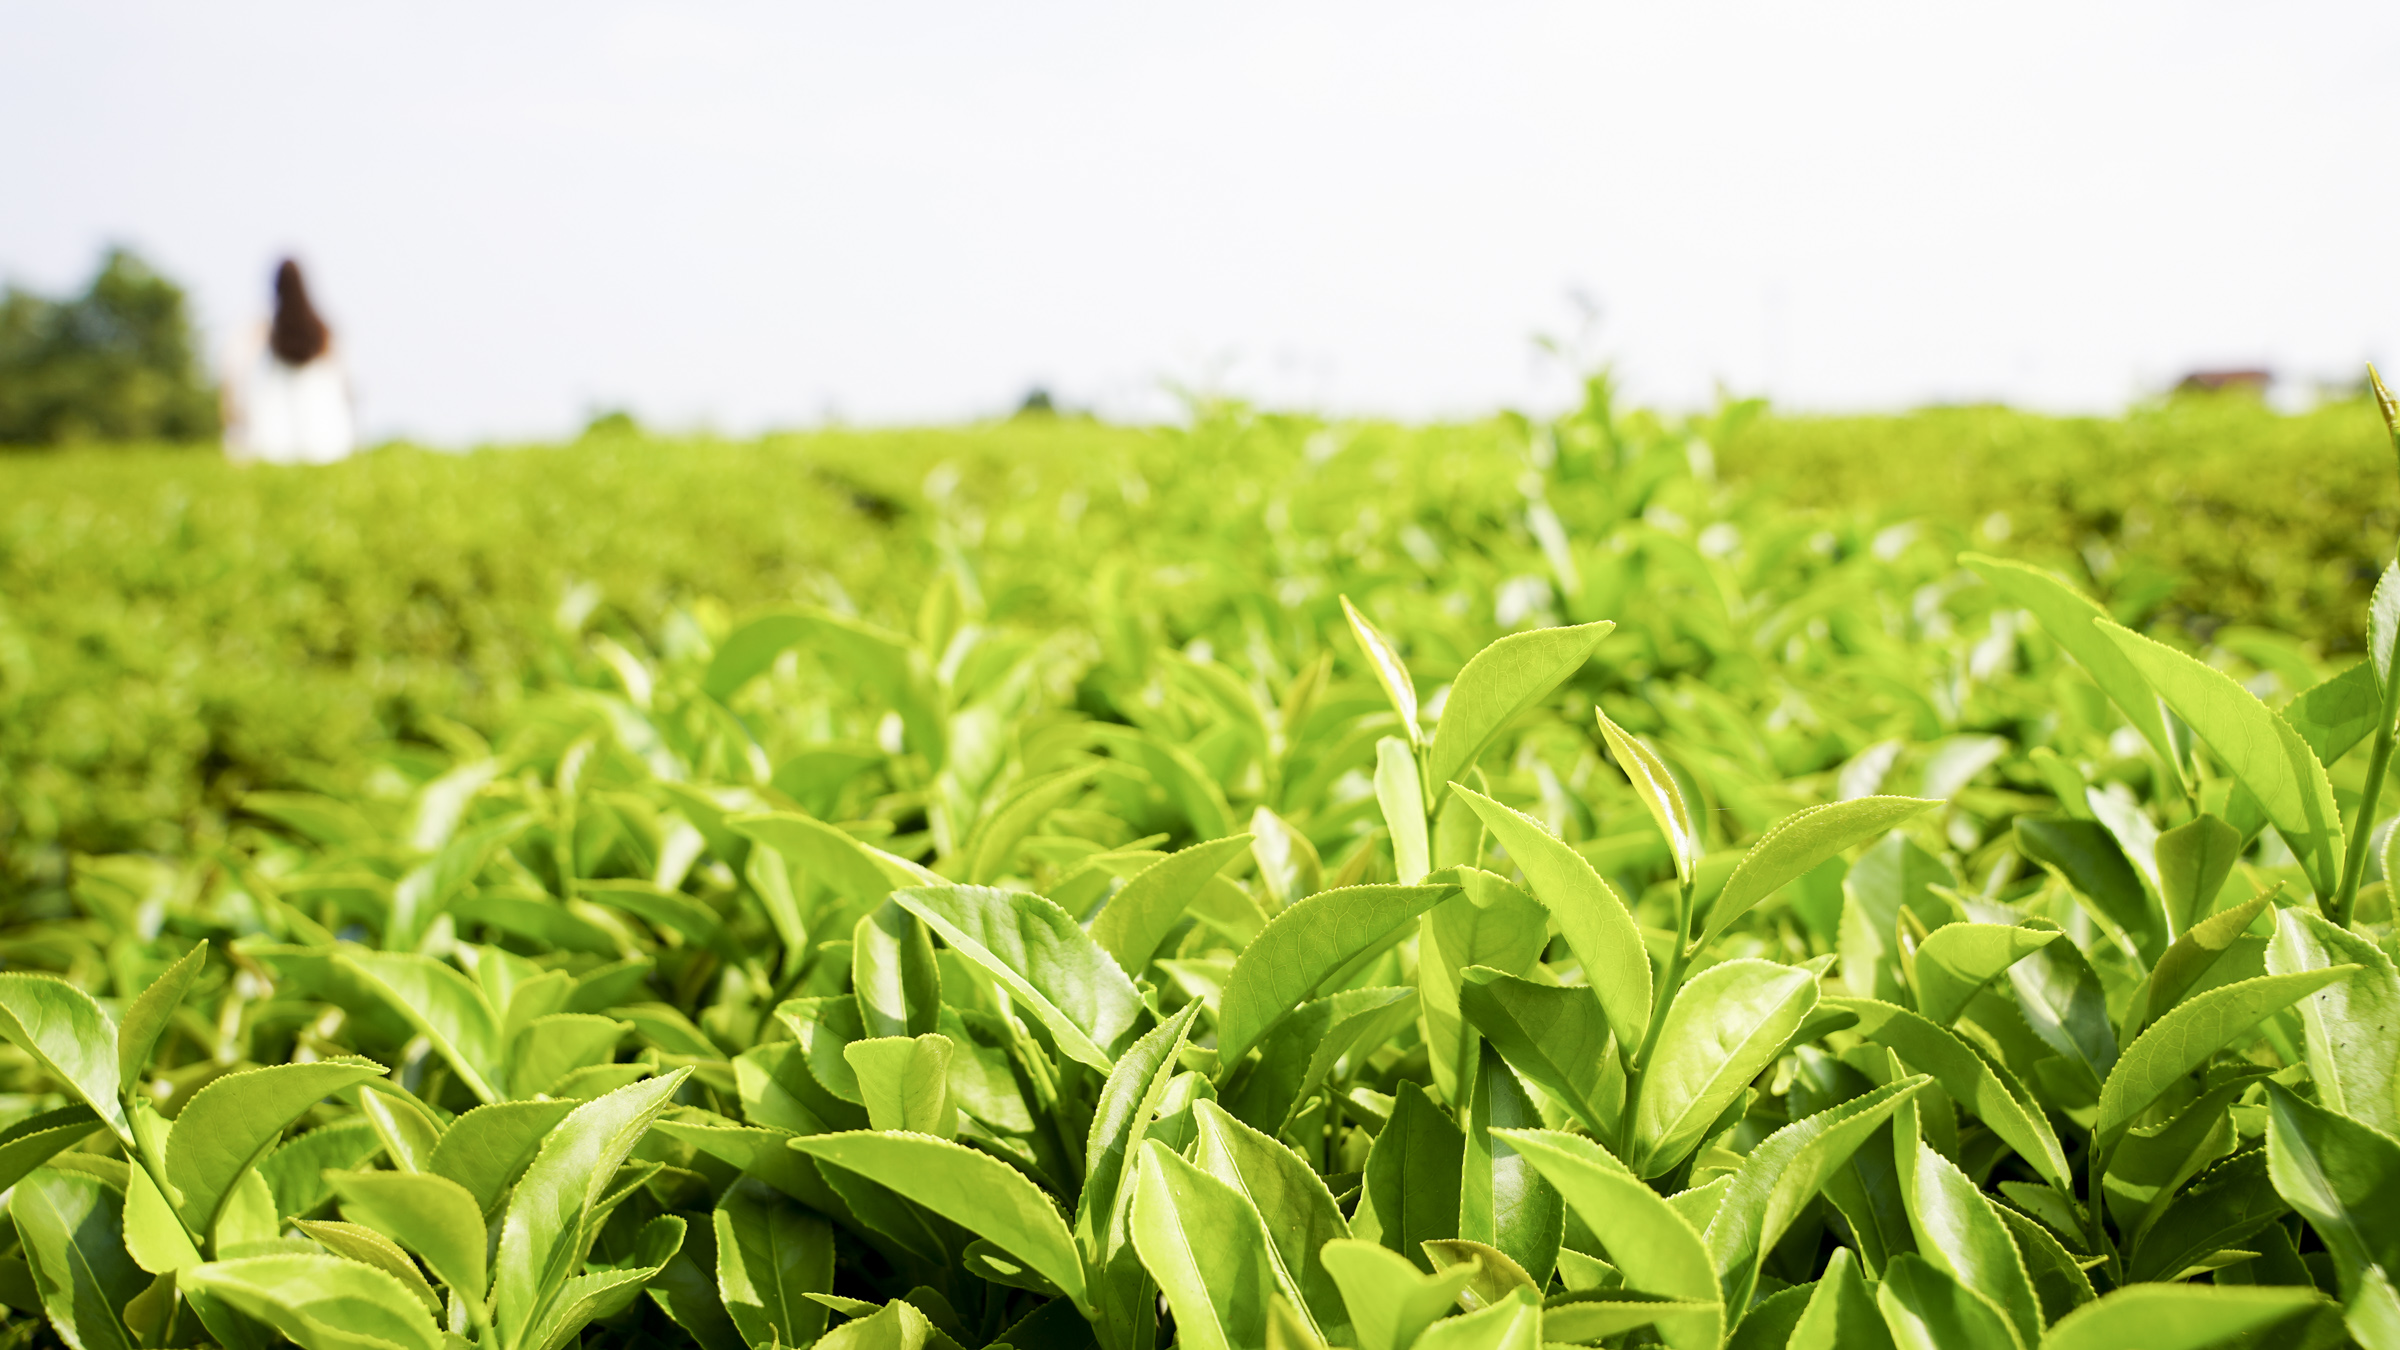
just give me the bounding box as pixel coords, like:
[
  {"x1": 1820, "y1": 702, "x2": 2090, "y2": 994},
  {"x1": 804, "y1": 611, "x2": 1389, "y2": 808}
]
[{"x1": 236, "y1": 351, "x2": 354, "y2": 463}]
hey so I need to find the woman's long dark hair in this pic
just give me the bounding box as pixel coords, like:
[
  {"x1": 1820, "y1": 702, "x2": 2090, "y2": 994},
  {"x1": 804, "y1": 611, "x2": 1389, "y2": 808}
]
[{"x1": 268, "y1": 259, "x2": 330, "y2": 365}]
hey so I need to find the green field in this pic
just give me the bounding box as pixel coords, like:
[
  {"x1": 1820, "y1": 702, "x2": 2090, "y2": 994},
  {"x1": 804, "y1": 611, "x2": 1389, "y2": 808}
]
[{"x1": 0, "y1": 387, "x2": 2395, "y2": 1350}]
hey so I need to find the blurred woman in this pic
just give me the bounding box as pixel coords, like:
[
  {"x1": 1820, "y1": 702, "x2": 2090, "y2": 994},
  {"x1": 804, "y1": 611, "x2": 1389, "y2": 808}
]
[{"x1": 223, "y1": 259, "x2": 354, "y2": 463}]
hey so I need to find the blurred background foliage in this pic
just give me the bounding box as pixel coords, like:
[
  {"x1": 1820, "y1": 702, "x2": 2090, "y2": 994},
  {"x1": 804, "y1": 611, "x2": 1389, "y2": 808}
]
[
  {"x1": 1719, "y1": 396, "x2": 2394, "y2": 648},
  {"x1": 0, "y1": 248, "x2": 219, "y2": 447}
]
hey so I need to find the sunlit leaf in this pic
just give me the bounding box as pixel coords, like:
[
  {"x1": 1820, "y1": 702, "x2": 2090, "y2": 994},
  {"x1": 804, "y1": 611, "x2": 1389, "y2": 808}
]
[
  {"x1": 1496, "y1": 1128, "x2": 1722, "y2": 1350},
  {"x1": 2098, "y1": 620, "x2": 2345, "y2": 901},
  {"x1": 1628, "y1": 959, "x2": 1817, "y2": 1177},
  {"x1": 1214, "y1": 883, "x2": 1458, "y2": 1067},
  {"x1": 1426, "y1": 621, "x2": 1612, "y2": 792},
  {"x1": 2098, "y1": 969, "x2": 2354, "y2": 1146},
  {"x1": 891, "y1": 884, "x2": 1143, "y2": 1071},
  {"x1": 1449, "y1": 785, "x2": 1650, "y2": 1053},
  {"x1": 2041, "y1": 1282, "x2": 2329, "y2": 1350},
  {"x1": 788, "y1": 1131, "x2": 1086, "y2": 1311},
  {"x1": 1703, "y1": 797, "x2": 1938, "y2": 948},
  {"x1": 10, "y1": 1167, "x2": 147, "y2": 1350},
  {"x1": 1593, "y1": 706, "x2": 1700, "y2": 885},
  {"x1": 184, "y1": 1254, "x2": 443, "y2": 1350},
  {"x1": 1089, "y1": 833, "x2": 1255, "y2": 973}
]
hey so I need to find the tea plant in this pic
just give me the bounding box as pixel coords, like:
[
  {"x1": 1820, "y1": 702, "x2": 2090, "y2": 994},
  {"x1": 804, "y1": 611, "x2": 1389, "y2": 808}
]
[{"x1": 4, "y1": 375, "x2": 2400, "y2": 1349}]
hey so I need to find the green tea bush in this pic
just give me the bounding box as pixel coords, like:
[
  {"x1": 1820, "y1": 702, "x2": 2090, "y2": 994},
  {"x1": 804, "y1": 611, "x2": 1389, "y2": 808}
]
[
  {"x1": 5, "y1": 392, "x2": 2389, "y2": 908},
  {"x1": 2, "y1": 378, "x2": 2398, "y2": 1349}
]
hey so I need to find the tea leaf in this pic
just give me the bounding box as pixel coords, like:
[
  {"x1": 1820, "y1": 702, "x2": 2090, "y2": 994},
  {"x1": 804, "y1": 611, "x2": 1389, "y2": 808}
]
[
  {"x1": 2374, "y1": 556, "x2": 2400, "y2": 692},
  {"x1": 1355, "y1": 1083, "x2": 1463, "y2": 1272},
  {"x1": 1831, "y1": 998, "x2": 2073, "y2": 1193},
  {"x1": 10, "y1": 1167, "x2": 147, "y2": 1350},
  {"x1": 1376, "y1": 737, "x2": 1431, "y2": 884},
  {"x1": 1427, "y1": 621, "x2": 1612, "y2": 792},
  {"x1": 1703, "y1": 798, "x2": 1938, "y2": 948},
  {"x1": 1458, "y1": 967, "x2": 1617, "y2": 1140},
  {"x1": 642, "y1": 1211, "x2": 742, "y2": 1350},
  {"x1": 714, "y1": 1178, "x2": 835, "y2": 1350},
  {"x1": 428, "y1": 1098, "x2": 578, "y2": 1218},
  {"x1": 2006, "y1": 930, "x2": 2117, "y2": 1084},
  {"x1": 1129, "y1": 1140, "x2": 1276, "y2": 1350},
  {"x1": 789, "y1": 1131, "x2": 1086, "y2": 1310},
  {"x1": 2123, "y1": 1149, "x2": 2286, "y2": 1284},
  {"x1": 1871, "y1": 1253, "x2": 2019, "y2": 1350},
  {"x1": 116, "y1": 941, "x2": 206, "y2": 1092},
  {"x1": 852, "y1": 901, "x2": 942, "y2": 1039},
  {"x1": 0, "y1": 975, "x2": 129, "y2": 1144},
  {"x1": 1078, "y1": 1003, "x2": 1201, "y2": 1350},
  {"x1": 2263, "y1": 1081, "x2": 2400, "y2": 1313},
  {"x1": 1449, "y1": 785, "x2": 1651, "y2": 1052},
  {"x1": 2041, "y1": 1283, "x2": 2329, "y2": 1350},
  {"x1": 0, "y1": 1105, "x2": 103, "y2": 1197},
  {"x1": 122, "y1": 1163, "x2": 199, "y2": 1276},
  {"x1": 843, "y1": 1034, "x2": 958, "y2": 1137},
  {"x1": 526, "y1": 1213, "x2": 688, "y2": 1350},
  {"x1": 967, "y1": 765, "x2": 1100, "y2": 884},
  {"x1": 1420, "y1": 869, "x2": 1549, "y2": 1103},
  {"x1": 337, "y1": 952, "x2": 505, "y2": 1103},
  {"x1": 1341, "y1": 596, "x2": 1419, "y2": 745},
  {"x1": 2098, "y1": 621, "x2": 2345, "y2": 901},
  {"x1": 1496, "y1": 1129, "x2": 1720, "y2": 1348},
  {"x1": 1089, "y1": 833, "x2": 1255, "y2": 973},
  {"x1": 2284, "y1": 661, "x2": 2380, "y2": 768},
  {"x1": 1193, "y1": 1100, "x2": 1352, "y2": 1343},
  {"x1": 1214, "y1": 883, "x2": 1457, "y2": 1067},
  {"x1": 891, "y1": 884, "x2": 1143, "y2": 1071},
  {"x1": 1960, "y1": 553, "x2": 2178, "y2": 769},
  {"x1": 2133, "y1": 889, "x2": 2277, "y2": 1032},
  {"x1": 288, "y1": 1219, "x2": 441, "y2": 1314},
  {"x1": 1786, "y1": 1246, "x2": 1891, "y2": 1350},
  {"x1": 1706, "y1": 1076, "x2": 1927, "y2": 1313},
  {"x1": 1913, "y1": 925, "x2": 2059, "y2": 1028},
  {"x1": 493, "y1": 1068, "x2": 692, "y2": 1348},
  {"x1": 1628, "y1": 959, "x2": 1817, "y2": 1177},
  {"x1": 1318, "y1": 1239, "x2": 1476, "y2": 1350},
  {"x1": 165, "y1": 1057, "x2": 388, "y2": 1237},
  {"x1": 1410, "y1": 1289, "x2": 1541, "y2": 1350},
  {"x1": 1459, "y1": 1045, "x2": 1561, "y2": 1285},
  {"x1": 2104, "y1": 1073, "x2": 2254, "y2": 1240},
  {"x1": 729, "y1": 810, "x2": 938, "y2": 900},
  {"x1": 2015, "y1": 816, "x2": 2162, "y2": 961},
  {"x1": 184, "y1": 1254, "x2": 444, "y2": 1350},
  {"x1": 2098, "y1": 969, "x2": 2354, "y2": 1146},
  {"x1": 325, "y1": 1168, "x2": 489, "y2": 1300},
  {"x1": 1989, "y1": 1203, "x2": 2092, "y2": 1323},
  {"x1": 1593, "y1": 707, "x2": 1700, "y2": 885},
  {"x1": 2265, "y1": 906, "x2": 2400, "y2": 1138},
  {"x1": 2153, "y1": 814, "x2": 2244, "y2": 938},
  {"x1": 506, "y1": 1013, "x2": 631, "y2": 1099},
  {"x1": 1896, "y1": 1136, "x2": 2042, "y2": 1349}
]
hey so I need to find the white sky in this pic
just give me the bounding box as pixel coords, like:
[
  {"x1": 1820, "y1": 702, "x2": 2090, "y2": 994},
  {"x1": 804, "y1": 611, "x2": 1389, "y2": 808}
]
[{"x1": 4, "y1": 2, "x2": 2397, "y2": 442}]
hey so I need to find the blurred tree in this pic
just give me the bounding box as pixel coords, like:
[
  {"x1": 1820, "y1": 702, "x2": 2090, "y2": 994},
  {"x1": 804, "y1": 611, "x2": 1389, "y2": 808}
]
[
  {"x1": 580, "y1": 407, "x2": 642, "y2": 439},
  {"x1": 0, "y1": 248, "x2": 219, "y2": 446}
]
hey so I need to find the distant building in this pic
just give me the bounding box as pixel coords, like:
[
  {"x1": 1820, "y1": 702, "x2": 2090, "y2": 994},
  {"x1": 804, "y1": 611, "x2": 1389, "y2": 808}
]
[{"x1": 2175, "y1": 368, "x2": 2272, "y2": 395}]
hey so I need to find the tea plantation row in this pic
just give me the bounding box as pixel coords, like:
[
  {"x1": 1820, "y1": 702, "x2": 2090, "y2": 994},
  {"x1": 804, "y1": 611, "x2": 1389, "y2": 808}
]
[{"x1": 3, "y1": 391, "x2": 2387, "y2": 905}]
